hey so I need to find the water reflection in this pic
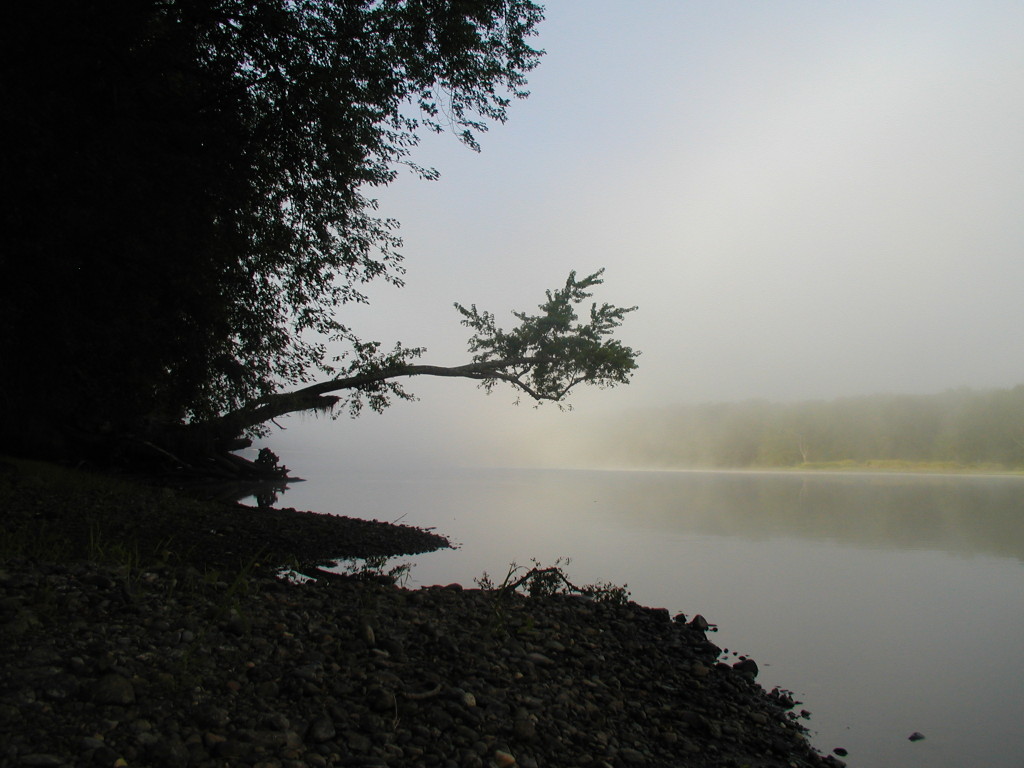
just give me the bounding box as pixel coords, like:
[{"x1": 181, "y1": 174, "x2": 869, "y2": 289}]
[
  {"x1": 181, "y1": 477, "x2": 292, "y2": 508},
  {"x1": 260, "y1": 465, "x2": 1024, "y2": 768},
  {"x1": 547, "y1": 470, "x2": 1024, "y2": 562},
  {"x1": 280, "y1": 554, "x2": 415, "y2": 587},
  {"x1": 266, "y1": 466, "x2": 1024, "y2": 562}
]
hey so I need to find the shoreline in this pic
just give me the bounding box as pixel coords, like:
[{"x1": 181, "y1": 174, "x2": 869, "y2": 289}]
[{"x1": 1, "y1": 459, "x2": 844, "y2": 767}]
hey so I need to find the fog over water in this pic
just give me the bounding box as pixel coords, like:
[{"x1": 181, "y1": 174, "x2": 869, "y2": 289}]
[
  {"x1": 254, "y1": 11, "x2": 1024, "y2": 762},
  {"x1": 263, "y1": 0, "x2": 1024, "y2": 468},
  {"x1": 263, "y1": 463, "x2": 1024, "y2": 768}
]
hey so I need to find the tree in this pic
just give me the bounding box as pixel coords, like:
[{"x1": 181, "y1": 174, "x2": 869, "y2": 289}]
[
  {"x1": 1, "y1": 1, "x2": 640, "y2": 471},
  {"x1": 1, "y1": 0, "x2": 549, "y2": 456},
  {"x1": 196, "y1": 269, "x2": 639, "y2": 446}
]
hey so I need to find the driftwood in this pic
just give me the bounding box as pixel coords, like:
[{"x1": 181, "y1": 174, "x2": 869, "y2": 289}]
[{"x1": 403, "y1": 684, "x2": 444, "y2": 701}]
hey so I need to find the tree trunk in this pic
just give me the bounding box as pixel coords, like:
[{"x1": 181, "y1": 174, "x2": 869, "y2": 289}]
[{"x1": 193, "y1": 357, "x2": 544, "y2": 444}]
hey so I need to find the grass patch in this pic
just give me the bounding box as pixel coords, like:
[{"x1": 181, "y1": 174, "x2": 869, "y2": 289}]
[{"x1": 0, "y1": 456, "x2": 204, "y2": 569}]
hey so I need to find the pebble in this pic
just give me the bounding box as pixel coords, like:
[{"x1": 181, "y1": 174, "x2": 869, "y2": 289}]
[
  {"x1": 493, "y1": 749, "x2": 517, "y2": 767},
  {"x1": 691, "y1": 661, "x2": 711, "y2": 678},
  {"x1": 305, "y1": 717, "x2": 336, "y2": 743},
  {"x1": 513, "y1": 716, "x2": 536, "y2": 740},
  {"x1": 91, "y1": 673, "x2": 135, "y2": 705},
  {"x1": 524, "y1": 652, "x2": 555, "y2": 666},
  {"x1": 733, "y1": 658, "x2": 760, "y2": 679},
  {"x1": 0, "y1": 557, "x2": 833, "y2": 768},
  {"x1": 17, "y1": 756, "x2": 64, "y2": 767}
]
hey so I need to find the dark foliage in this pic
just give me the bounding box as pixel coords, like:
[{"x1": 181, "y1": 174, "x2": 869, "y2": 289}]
[
  {"x1": 0, "y1": 0, "x2": 544, "y2": 455},
  {"x1": 199, "y1": 270, "x2": 639, "y2": 443}
]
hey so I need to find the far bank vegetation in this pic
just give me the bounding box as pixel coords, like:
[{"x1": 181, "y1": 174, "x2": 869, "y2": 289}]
[{"x1": 592, "y1": 386, "x2": 1024, "y2": 471}]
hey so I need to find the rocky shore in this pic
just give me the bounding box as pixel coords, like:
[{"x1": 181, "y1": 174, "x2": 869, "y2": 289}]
[{"x1": 1, "y1": 460, "x2": 845, "y2": 767}]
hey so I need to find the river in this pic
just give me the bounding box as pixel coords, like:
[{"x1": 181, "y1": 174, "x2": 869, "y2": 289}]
[{"x1": 259, "y1": 455, "x2": 1024, "y2": 768}]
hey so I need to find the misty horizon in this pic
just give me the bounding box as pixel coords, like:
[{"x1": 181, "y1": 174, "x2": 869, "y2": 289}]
[{"x1": 252, "y1": 0, "x2": 1024, "y2": 472}]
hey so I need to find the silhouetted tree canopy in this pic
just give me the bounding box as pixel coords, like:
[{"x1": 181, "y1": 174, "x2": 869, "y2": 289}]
[
  {"x1": 0, "y1": 1, "x2": 638, "y2": 465},
  {"x1": 203, "y1": 270, "x2": 638, "y2": 443}
]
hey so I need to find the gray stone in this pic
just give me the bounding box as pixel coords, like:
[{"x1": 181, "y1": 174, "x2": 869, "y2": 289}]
[
  {"x1": 346, "y1": 731, "x2": 372, "y2": 752},
  {"x1": 214, "y1": 739, "x2": 253, "y2": 760},
  {"x1": 690, "y1": 661, "x2": 710, "y2": 678},
  {"x1": 17, "y1": 756, "x2": 64, "y2": 767},
  {"x1": 361, "y1": 622, "x2": 376, "y2": 646},
  {"x1": 91, "y1": 673, "x2": 135, "y2": 705},
  {"x1": 619, "y1": 748, "x2": 646, "y2": 764},
  {"x1": 513, "y1": 717, "x2": 536, "y2": 741},
  {"x1": 92, "y1": 746, "x2": 121, "y2": 765},
  {"x1": 290, "y1": 663, "x2": 323, "y2": 682},
  {"x1": 366, "y1": 686, "x2": 396, "y2": 712},
  {"x1": 733, "y1": 658, "x2": 759, "y2": 679},
  {"x1": 251, "y1": 730, "x2": 288, "y2": 749},
  {"x1": 306, "y1": 716, "x2": 336, "y2": 743},
  {"x1": 261, "y1": 712, "x2": 290, "y2": 731},
  {"x1": 195, "y1": 704, "x2": 229, "y2": 729},
  {"x1": 147, "y1": 735, "x2": 190, "y2": 768},
  {"x1": 524, "y1": 652, "x2": 555, "y2": 666}
]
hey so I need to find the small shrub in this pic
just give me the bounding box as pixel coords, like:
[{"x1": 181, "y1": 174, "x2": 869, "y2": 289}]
[{"x1": 476, "y1": 557, "x2": 630, "y2": 605}]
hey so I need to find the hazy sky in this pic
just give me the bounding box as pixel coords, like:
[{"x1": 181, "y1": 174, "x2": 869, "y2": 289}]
[{"x1": 267, "y1": 0, "x2": 1024, "y2": 468}]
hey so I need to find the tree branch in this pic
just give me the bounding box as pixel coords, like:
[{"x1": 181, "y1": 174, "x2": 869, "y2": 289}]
[
  {"x1": 200, "y1": 356, "x2": 551, "y2": 441},
  {"x1": 184, "y1": 269, "x2": 639, "y2": 448}
]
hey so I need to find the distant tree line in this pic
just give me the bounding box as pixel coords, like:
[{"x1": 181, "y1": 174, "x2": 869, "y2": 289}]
[{"x1": 594, "y1": 386, "x2": 1024, "y2": 469}]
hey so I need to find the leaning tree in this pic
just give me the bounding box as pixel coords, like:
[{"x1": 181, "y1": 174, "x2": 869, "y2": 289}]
[
  {"x1": 0, "y1": 1, "x2": 638, "y2": 471},
  {"x1": 195, "y1": 269, "x2": 639, "y2": 443}
]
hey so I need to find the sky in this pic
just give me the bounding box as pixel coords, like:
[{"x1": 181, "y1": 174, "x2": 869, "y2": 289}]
[{"x1": 264, "y1": 0, "x2": 1024, "y2": 469}]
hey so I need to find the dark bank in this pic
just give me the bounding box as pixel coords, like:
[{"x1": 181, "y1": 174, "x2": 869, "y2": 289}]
[{"x1": 1, "y1": 459, "x2": 841, "y2": 768}]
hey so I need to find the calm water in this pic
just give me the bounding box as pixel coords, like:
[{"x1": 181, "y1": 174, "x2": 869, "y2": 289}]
[{"x1": 263, "y1": 458, "x2": 1024, "y2": 768}]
